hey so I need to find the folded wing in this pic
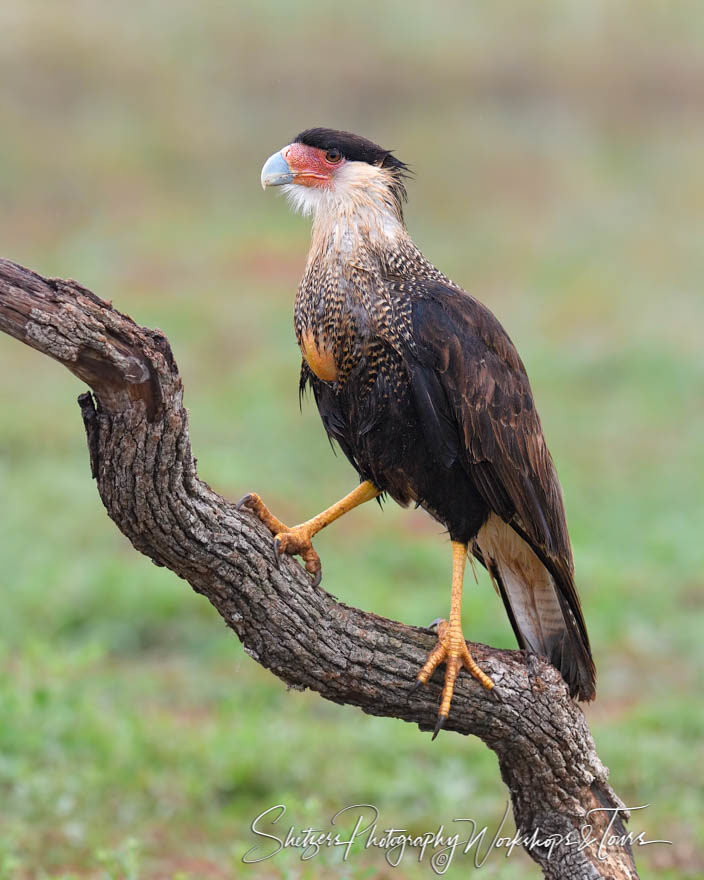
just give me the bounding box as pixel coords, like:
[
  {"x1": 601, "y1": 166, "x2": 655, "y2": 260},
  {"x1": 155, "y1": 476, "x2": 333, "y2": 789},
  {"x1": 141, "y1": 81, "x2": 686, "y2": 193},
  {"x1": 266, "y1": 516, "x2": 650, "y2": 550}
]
[{"x1": 394, "y1": 279, "x2": 595, "y2": 700}]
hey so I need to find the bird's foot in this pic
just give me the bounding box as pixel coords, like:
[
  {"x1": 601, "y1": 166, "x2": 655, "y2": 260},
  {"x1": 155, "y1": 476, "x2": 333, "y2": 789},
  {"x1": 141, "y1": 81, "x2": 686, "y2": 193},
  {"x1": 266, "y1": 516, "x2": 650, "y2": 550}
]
[
  {"x1": 236, "y1": 493, "x2": 322, "y2": 586},
  {"x1": 416, "y1": 619, "x2": 494, "y2": 740},
  {"x1": 272, "y1": 525, "x2": 322, "y2": 586}
]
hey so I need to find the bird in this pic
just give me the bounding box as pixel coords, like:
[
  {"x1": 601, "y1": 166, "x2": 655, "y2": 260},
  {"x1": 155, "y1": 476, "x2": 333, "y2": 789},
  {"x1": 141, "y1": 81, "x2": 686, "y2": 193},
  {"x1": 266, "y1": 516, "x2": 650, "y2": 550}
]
[{"x1": 239, "y1": 127, "x2": 596, "y2": 737}]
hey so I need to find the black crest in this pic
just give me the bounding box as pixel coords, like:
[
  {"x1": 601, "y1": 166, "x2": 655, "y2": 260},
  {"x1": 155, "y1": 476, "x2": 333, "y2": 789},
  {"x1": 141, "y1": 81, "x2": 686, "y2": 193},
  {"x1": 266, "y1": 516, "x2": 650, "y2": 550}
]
[{"x1": 293, "y1": 128, "x2": 410, "y2": 207}]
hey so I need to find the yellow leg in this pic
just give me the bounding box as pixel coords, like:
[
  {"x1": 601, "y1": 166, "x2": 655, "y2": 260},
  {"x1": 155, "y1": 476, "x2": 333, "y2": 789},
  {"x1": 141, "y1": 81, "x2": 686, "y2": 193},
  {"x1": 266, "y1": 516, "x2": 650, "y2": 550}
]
[
  {"x1": 236, "y1": 481, "x2": 380, "y2": 585},
  {"x1": 417, "y1": 541, "x2": 494, "y2": 738}
]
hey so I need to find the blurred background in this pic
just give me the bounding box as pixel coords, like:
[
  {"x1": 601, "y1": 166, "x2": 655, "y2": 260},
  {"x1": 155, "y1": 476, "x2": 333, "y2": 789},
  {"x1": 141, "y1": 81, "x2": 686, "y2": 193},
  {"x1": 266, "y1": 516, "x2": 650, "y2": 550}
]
[{"x1": 0, "y1": 2, "x2": 703, "y2": 878}]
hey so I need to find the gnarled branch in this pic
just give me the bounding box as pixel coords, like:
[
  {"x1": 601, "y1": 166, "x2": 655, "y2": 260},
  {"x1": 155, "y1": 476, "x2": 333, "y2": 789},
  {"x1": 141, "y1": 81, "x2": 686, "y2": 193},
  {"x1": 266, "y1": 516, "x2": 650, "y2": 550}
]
[{"x1": 0, "y1": 258, "x2": 638, "y2": 880}]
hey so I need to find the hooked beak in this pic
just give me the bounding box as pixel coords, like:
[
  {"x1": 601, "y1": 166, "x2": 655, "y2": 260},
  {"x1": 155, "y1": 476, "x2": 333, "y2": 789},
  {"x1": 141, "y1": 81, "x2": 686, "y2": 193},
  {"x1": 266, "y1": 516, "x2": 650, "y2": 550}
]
[{"x1": 261, "y1": 150, "x2": 294, "y2": 189}]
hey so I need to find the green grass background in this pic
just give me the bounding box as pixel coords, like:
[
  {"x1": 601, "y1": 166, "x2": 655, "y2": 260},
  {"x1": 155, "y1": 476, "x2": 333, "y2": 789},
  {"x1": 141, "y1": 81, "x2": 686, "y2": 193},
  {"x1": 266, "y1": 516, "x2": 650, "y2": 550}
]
[{"x1": 1, "y1": 2, "x2": 703, "y2": 878}]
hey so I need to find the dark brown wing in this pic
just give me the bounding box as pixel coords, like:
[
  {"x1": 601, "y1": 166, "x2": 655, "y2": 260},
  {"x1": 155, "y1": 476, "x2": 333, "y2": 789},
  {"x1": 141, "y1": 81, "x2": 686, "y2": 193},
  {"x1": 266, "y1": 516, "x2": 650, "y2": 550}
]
[{"x1": 394, "y1": 279, "x2": 595, "y2": 700}]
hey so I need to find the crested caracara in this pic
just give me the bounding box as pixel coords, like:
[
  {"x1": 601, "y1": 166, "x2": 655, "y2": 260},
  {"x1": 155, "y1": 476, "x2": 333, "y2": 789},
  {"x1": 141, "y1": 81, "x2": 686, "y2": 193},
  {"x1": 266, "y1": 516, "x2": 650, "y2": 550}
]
[{"x1": 239, "y1": 128, "x2": 595, "y2": 737}]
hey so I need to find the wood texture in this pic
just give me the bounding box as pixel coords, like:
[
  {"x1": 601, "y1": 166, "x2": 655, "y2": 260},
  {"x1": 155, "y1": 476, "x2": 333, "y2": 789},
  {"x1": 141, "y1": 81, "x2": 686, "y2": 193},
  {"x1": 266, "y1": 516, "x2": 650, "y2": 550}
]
[{"x1": 0, "y1": 258, "x2": 639, "y2": 879}]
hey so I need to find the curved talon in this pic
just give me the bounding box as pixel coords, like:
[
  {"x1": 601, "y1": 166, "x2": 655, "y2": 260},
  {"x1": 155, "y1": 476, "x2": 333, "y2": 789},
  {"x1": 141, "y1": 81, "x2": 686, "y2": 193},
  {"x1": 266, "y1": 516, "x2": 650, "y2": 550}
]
[
  {"x1": 489, "y1": 684, "x2": 503, "y2": 703},
  {"x1": 272, "y1": 535, "x2": 284, "y2": 568},
  {"x1": 432, "y1": 714, "x2": 447, "y2": 741},
  {"x1": 299, "y1": 545, "x2": 322, "y2": 584},
  {"x1": 235, "y1": 493, "x2": 254, "y2": 511}
]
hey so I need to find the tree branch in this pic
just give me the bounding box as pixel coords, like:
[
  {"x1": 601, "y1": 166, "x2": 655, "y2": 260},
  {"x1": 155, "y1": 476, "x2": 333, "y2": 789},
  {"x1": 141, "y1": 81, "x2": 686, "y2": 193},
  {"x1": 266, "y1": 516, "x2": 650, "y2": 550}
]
[{"x1": 0, "y1": 258, "x2": 639, "y2": 879}]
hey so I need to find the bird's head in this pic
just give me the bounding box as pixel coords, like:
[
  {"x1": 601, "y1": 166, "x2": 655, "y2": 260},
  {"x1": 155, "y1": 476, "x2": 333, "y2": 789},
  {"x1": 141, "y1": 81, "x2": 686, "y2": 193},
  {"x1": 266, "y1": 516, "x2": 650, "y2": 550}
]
[{"x1": 261, "y1": 128, "x2": 409, "y2": 230}]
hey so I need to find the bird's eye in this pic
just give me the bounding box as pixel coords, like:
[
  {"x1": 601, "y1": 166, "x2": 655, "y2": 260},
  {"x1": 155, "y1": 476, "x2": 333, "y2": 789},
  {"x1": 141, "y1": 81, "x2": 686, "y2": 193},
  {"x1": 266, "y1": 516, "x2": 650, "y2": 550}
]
[{"x1": 325, "y1": 148, "x2": 342, "y2": 164}]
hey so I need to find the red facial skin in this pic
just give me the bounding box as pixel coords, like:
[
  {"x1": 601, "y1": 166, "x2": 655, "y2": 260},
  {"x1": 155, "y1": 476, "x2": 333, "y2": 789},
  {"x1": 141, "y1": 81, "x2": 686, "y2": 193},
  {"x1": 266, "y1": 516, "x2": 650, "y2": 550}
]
[{"x1": 282, "y1": 143, "x2": 345, "y2": 189}]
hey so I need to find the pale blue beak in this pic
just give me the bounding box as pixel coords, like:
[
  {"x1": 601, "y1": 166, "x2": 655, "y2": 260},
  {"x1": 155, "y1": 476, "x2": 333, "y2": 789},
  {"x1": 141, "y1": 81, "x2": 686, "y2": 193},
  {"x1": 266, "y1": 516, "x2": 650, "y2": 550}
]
[{"x1": 261, "y1": 150, "x2": 294, "y2": 189}]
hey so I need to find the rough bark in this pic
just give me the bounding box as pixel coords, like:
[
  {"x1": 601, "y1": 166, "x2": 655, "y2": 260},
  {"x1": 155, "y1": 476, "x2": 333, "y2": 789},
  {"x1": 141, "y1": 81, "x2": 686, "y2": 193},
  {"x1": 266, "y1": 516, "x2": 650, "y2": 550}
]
[{"x1": 0, "y1": 257, "x2": 639, "y2": 879}]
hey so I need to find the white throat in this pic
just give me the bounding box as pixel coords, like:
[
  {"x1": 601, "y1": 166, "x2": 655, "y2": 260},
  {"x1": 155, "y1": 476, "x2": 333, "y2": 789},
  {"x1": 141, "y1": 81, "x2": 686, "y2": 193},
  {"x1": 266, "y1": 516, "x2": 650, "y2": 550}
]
[{"x1": 283, "y1": 160, "x2": 405, "y2": 257}]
